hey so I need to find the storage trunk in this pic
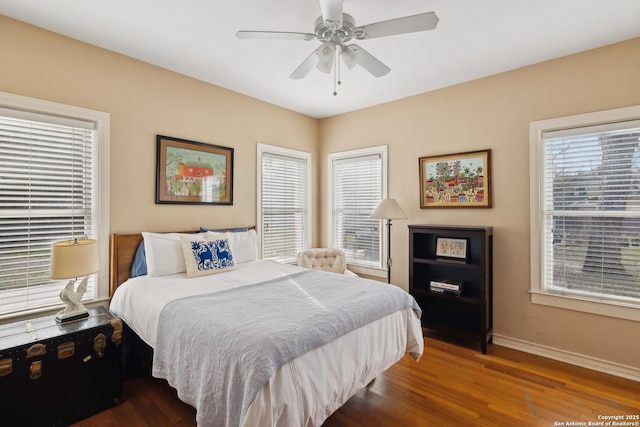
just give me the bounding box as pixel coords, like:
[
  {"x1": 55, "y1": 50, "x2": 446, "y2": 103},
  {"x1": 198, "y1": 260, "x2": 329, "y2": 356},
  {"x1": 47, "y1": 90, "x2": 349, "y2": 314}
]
[{"x1": 0, "y1": 306, "x2": 122, "y2": 426}]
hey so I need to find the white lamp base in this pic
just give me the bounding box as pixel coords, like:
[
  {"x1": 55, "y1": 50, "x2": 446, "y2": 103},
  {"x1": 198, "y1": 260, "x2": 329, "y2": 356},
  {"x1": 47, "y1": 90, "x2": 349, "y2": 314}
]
[
  {"x1": 55, "y1": 277, "x2": 90, "y2": 323},
  {"x1": 56, "y1": 308, "x2": 89, "y2": 323}
]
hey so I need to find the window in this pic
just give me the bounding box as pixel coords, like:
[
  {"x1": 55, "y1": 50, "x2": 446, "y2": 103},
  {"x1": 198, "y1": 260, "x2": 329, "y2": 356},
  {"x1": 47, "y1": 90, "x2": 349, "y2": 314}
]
[
  {"x1": 530, "y1": 106, "x2": 640, "y2": 321},
  {"x1": 257, "y1": 144, "x2": 311, "y2": 263},
  {"x1": 328, "y1": 146, "x2": 387, "y2": 276},
  {"x1": 0, "y1": 92, "x2": 109, "y2": 319}
]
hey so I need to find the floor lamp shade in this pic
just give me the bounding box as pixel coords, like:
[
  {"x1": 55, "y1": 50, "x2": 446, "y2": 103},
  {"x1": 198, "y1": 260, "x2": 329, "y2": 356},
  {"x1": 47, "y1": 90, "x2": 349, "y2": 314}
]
[
  {"x1": 51, "y1": 239, "x2": 99, "y2": 322},
  {"x1": 371, "y1": 199, "x2": 407, "y2": 283},
  {"x1": 371, "y1": 198, "x2": 408, "y2": 220}
]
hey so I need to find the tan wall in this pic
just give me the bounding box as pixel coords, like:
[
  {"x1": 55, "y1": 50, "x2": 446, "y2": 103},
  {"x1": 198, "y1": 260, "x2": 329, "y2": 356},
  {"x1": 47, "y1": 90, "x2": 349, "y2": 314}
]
[
  {"x1": 0, "y1": 15, "x2": 319, "y2": 237},
  {"x1": 318, "y1": 37, "x2": 640, "y2": 368}
]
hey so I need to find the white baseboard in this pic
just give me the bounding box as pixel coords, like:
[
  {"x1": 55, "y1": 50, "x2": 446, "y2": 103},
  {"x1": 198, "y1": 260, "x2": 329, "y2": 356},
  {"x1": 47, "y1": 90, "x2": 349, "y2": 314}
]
[{"x1": 492, "y1": 334, "x2": 640, "y2": 382}]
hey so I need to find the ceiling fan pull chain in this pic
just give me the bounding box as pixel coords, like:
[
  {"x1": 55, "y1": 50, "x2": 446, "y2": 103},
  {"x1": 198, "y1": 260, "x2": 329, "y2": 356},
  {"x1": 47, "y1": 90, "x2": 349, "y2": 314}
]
[
  {"x1": 337, "y1": 49, "x2": 342, "y2": 86},
  {"x1": 334, "y1": 47, "x2": 342, "y2": 96}
]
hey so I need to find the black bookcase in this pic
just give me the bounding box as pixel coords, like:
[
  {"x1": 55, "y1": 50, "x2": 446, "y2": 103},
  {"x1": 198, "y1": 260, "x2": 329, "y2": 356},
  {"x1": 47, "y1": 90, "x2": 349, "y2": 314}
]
[{"x1": 408, "y1": 225, "x2": 493, "y2": 353}]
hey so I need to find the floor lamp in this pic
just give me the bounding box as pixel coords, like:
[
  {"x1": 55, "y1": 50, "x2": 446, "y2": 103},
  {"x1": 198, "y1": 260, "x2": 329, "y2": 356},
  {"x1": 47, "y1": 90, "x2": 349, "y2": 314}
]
[{"x1": 371, "y1": 198, "x2": 407, "y2": 284}]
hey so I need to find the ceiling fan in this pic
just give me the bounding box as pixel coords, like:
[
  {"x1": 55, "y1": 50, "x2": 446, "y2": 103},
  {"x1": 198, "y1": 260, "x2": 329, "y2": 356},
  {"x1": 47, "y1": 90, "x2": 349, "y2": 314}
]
[{"x1": 236, "y1": 0, "x2": 439, "y2": 94}]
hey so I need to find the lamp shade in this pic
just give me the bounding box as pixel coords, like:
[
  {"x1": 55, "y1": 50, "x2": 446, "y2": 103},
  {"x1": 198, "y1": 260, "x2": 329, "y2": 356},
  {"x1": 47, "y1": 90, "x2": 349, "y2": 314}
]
[
  {"x1": 316, "y1": 42, "x2": 335, "y2": 74},
  {"x1": 371, "y1": 199, "x2": 408, "y2": 220},
  {"x1": 51, "y1": 239, "x2": 99, "y2": 279},
  {"x1": 341, "y1": 45, "x2": 358, "y2": 69}
]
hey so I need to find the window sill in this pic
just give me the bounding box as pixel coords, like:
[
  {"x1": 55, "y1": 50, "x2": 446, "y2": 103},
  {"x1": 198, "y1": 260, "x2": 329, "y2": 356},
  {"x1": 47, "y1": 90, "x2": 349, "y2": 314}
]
[{"x1": 530, "y1": 291, "x2": 640, "y2": 322}]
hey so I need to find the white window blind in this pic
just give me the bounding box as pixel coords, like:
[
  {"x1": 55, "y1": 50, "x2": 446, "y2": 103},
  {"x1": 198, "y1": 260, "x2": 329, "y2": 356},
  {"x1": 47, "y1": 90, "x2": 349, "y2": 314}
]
[
  {"x1": 541, "y1": 120, "x2": 640, "y2": 304},
  {"x1": 331, "y1": 151, "x2": 383, "y2": 269},
  {"x1": 259, "y1": 146, "x2": 310, "y2": 263},
  {"x1": 0, "y1": 110, "x2": 97, "y2": 316}
]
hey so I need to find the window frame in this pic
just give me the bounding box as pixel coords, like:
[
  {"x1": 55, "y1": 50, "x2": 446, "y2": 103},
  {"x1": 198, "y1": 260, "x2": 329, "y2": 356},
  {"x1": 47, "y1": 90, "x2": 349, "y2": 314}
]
[
  {"x1": 327, "y1": 145, "x2": 388, "y2": 278},
  {"x1": 530, "y1": 105, "x2": 640, "y2": 322},
  {"x1": 256, "y1": 143, "x2": 312, "y2": 263},
  {"x1": 0, "y1": 91, "x2": 110, "y2": 320}
]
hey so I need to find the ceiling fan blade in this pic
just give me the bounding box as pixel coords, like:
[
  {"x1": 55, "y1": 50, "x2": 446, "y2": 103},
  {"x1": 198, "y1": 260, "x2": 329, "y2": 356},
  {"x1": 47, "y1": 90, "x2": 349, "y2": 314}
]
[
  {"x1": 289, "y1": 49, "x2": 321, "y2": 79},
  {"x1": 343, "y1": 45, "x2": 390, "y2": 77},
  {"x1": 236, "y1": 31, "x2": 316, "y2": 41},
  {"x1": 354, "y1": 12, "x2": 439, "y2": 40},
  {"x1": 318, "y1": 0, "x2": 343, "y2": 30}
]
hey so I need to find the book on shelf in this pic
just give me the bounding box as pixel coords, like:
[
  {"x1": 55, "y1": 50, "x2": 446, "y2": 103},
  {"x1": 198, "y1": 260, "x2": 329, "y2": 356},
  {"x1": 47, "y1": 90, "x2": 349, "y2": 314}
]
[{"x1": 429, "y1": 280, "x2": 463, "y2": 296}]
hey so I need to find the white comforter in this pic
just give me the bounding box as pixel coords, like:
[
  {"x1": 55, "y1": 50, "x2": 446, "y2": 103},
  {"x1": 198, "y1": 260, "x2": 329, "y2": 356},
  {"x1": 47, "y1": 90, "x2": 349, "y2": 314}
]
[{"x1": 110, "y1": 260, "x2": 424, "y2": 427}]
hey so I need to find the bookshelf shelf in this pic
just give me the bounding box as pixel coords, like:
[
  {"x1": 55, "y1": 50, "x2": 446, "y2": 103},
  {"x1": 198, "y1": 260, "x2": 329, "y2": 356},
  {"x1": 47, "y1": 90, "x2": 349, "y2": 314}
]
[{"x1": 412, "y1": 288, "x2": 480, "y2": 305}]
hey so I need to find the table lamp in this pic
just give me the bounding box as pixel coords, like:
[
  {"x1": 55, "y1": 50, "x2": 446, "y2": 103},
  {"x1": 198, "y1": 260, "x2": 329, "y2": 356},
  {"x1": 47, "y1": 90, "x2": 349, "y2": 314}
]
[{"x1": 51, "y1": 238, "x2": 99, "y2": 322}]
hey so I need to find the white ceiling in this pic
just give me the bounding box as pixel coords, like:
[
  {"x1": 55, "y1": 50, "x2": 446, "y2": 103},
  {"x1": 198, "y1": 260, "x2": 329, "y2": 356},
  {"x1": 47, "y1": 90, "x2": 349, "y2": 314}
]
[{"x1": 2, "y1": 0, "x2": 640, "y2": 119}]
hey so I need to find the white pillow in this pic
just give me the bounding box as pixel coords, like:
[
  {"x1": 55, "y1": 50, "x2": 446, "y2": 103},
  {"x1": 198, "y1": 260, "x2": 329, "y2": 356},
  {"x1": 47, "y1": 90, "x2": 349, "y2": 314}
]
[
  {"x1": 142, "y1": 232, "x2": 204, "y2": 277},
  {"x1": 205, "y1": 229, "x2": 258, "y2": 264},
  {"x1": 180, "y1": 235, "x2": 236, "y2": 278}
]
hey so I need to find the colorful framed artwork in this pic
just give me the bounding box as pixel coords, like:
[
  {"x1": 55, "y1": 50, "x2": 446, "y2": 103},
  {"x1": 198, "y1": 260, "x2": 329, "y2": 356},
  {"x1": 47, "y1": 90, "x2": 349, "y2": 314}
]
[
  {"x1": 156, "y1": 135, "x2": 233, "y2": 205},
  {"x1": 419, "y1": 149, "x2": 491, "y2": 208}
]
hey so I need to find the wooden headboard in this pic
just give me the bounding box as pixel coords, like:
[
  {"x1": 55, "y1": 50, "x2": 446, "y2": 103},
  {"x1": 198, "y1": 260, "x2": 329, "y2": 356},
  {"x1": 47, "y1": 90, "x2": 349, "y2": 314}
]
[
  {"x1": 110, "y1": 232, "x2": 144, "y2": 297},
  {"x1": 109, "y1": 227, "x2": 255, "y2": 297}
]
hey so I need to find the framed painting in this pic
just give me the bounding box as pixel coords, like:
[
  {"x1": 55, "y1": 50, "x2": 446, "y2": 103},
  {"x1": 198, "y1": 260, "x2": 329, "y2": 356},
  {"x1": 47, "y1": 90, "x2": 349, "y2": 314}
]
[
  {"x1": 419, "y1": 149, "x2": 491, "y2": 208},
  {"x1": 156, "y1": 135, "x2": 233, "y2": 205},
  {"x1": 435, "y1": 237, "x2": 468, "y2": 261}
]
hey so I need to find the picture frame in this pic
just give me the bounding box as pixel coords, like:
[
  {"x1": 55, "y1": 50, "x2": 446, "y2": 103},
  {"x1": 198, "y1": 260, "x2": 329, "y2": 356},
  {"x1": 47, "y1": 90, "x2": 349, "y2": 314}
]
[
  {"x1": 156, "y1": 135, "x2": 233, "y2": 205},
  {"x1": 419, "y1": 149, "x2": 491, "y2": 208},
  {"x1": 435, "y1": 237, "x2": 468, "y2": 260}
]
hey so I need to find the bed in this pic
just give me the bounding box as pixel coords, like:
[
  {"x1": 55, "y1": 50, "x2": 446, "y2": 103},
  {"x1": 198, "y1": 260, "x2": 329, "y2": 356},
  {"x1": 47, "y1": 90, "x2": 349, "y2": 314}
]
[{"x1": 108, "y1": 228, "x2": 424, "y2": 427}]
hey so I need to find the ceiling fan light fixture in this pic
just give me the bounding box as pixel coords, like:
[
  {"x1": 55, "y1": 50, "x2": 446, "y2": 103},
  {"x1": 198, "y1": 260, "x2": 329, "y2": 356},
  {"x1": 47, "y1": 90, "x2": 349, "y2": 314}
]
[
  {"x1": 341, "y1": 45, "x2": 358, "y2": 69},
  {"x1": 316, "y1": 41, "x2": 335, "y2": 73},
  {"x1": 317, "y1": 41, "x2": 335, "y2": 60},
  {"x1": 316, "y1": 59, "x2": 333, "y2": 73}
]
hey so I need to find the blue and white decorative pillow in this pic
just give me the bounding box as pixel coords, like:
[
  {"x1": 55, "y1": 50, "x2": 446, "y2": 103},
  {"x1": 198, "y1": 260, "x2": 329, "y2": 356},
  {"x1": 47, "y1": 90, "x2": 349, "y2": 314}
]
[{"x1": 181, "y1": 236, "x2": 236, "y2": 278}]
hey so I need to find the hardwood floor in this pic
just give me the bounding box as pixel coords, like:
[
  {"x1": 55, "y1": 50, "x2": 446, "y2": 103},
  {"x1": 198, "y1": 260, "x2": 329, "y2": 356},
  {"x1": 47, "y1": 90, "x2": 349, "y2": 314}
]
[{"x1": 72, "y1": 334, "x2": 640, "y2": 426}]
